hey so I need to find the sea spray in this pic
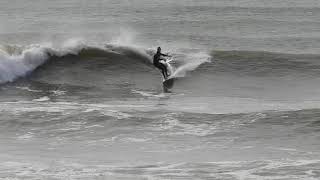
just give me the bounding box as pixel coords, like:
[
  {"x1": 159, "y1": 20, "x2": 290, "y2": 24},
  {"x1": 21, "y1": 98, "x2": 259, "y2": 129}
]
[{"x1": 169, "y1": 52, "x2": 211, "y2": 78}]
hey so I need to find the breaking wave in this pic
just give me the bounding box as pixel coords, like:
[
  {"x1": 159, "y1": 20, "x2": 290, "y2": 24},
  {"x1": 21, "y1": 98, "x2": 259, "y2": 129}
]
[
  {"x1": 3, "y1": 39, "x2": 319, "y2": 86},
  {"x1": 0, "y1": 40, "x2": 210, "y2": 84}
]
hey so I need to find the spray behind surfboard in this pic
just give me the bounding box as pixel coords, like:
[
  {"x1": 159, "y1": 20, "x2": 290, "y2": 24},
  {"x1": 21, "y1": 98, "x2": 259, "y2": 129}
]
[{"x1": 168, "y1": 52, "x2": 211, "y2": 79}]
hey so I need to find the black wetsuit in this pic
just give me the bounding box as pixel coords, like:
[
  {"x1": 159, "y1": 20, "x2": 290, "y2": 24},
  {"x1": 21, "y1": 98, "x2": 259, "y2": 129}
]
[{"x1": 153, "y1": 52, "x2": 169, "y2": 79}]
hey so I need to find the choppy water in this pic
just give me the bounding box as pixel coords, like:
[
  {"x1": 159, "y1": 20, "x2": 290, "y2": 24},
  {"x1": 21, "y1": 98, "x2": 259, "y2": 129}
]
[{"x1": 1, "y1": 0, "x2": 320, "y2": 179}]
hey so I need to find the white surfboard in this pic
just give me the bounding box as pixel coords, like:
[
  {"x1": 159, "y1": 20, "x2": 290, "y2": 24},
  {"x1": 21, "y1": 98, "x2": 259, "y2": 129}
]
[{"x1": 160, "y1": 60, "x2": 175, "y2": 92}]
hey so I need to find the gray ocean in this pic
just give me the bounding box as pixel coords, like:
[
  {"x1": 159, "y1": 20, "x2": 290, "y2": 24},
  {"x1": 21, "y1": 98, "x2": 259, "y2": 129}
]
[{"x1": 1, "y1": 0, "x2": 320, "y2": 179}]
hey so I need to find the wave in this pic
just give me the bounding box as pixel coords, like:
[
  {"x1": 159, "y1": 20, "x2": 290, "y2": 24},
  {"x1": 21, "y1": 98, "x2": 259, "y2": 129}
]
[
  {"x1": 2, "y1": 40, "x2": 320, "y2": 86},
  {"x1": 0, "y1": 40, "x2": 210, "y2": 84}
]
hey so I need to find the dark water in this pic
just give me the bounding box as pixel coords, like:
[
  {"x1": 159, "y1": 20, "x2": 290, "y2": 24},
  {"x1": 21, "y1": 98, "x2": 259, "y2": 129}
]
[{"x1": 1, "y1": 0, "x2": 320, "y2": 179}]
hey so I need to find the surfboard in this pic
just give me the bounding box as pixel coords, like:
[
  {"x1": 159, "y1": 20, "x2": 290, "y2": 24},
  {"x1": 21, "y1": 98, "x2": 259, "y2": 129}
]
[
  {"x1": 163, "y1": 78, "x2": 174, "y2": 92},
  {"x1": 160, "y1": 60, "x2": 175, "y2": 92}
]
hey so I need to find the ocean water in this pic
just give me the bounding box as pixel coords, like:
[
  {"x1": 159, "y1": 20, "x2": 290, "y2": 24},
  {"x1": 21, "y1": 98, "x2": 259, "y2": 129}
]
[{"x1": 1, "y1": 0, "x2": 320, "y2": 179}]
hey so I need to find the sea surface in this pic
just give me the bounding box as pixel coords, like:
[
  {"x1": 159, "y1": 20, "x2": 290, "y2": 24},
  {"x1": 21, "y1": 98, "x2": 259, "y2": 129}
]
[{"x1": 1, "y1": 0, "x2": 320, "y2": 179}]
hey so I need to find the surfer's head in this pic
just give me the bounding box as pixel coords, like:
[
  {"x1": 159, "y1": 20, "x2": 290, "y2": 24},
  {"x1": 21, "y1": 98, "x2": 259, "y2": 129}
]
[{"x1": 157, "y1": 47, "x2": 161, "y2": 53}]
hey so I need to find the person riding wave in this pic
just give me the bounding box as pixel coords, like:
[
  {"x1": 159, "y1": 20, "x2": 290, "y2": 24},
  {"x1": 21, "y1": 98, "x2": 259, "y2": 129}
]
[{"x1": 153, "y1": 47, "x2": 171, "y2": 79}]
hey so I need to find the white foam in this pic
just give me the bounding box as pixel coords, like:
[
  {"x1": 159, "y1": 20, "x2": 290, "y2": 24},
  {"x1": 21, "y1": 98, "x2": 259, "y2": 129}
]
[
  {"x1": 0, "y1": 45, "x2": 49, "y2": 83},
  {"x1": 0, "y1": 39, "x2": 90, "y2": 84},
  {"x1": 131, "y1": 89, "x2": 166, "y2": 98},
  {"x1": 122, "y1": 137, "x2": 151, "y2": 143},
  {"x1": 157, "y1": 113, "x2": 215, "y2": 137},
  {"x1": 17, "y1": 132, "x2": 34, "y2": 140},
  {"x1": 16, "y1": 86, "x2": 42, "y2": 92},
  {"x1": 32, "y1": 96, "x2": 50, "y2": 102},
  {"x1": 50, "y1": 90, "x2": 66, "y2": 96}
]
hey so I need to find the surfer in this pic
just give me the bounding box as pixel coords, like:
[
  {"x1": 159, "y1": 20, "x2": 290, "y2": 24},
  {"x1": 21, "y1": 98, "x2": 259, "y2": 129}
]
[{"x1": 153, "y1": 47, "x2": 171, "y2": 79}]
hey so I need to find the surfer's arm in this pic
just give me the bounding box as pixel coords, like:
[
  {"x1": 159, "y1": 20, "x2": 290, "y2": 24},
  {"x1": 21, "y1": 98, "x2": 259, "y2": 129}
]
[{"x1": 160, "y1": 53, "x2": 172, "y2": 57}]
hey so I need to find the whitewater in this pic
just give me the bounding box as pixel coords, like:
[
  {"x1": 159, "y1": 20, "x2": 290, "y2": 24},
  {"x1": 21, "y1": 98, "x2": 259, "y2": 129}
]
[{"x1": 1, "y1": 0, "x2": 320, "y2": 179}]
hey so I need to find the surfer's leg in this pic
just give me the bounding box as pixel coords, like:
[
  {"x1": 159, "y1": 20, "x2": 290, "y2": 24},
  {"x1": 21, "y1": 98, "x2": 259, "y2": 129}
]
[
  {"x1": 155, "y1": 63, "x2": 168, "y2": 78},
  {"x1": 159, "y1": 63, "x2": 168, "y2": 77},
  {"x1": 164, "y1": 66, "x2": 169, "y2": 77},
  {"x1": 161, "y1": 69, "x2": 167, "y2": 79}
]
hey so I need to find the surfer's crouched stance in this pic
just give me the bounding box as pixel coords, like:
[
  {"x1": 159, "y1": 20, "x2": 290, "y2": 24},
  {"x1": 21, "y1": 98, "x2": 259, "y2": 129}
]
[{"x1": 153, "y1": 47, "x2": 171, "y2": 79}]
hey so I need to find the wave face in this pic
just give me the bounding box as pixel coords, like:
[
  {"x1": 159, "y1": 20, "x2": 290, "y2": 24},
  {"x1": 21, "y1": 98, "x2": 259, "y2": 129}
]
[{"x1": 0, "y1": 40, "x2": 210, "y2": 85}]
